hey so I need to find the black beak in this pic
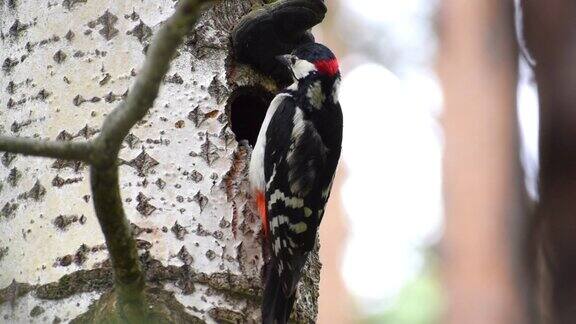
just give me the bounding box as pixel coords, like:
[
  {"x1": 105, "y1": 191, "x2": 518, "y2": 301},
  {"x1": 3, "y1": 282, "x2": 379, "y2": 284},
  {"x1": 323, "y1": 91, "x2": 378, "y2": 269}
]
[{"x1": 275, "y1": 54, "x2": 293, "y2": 66}]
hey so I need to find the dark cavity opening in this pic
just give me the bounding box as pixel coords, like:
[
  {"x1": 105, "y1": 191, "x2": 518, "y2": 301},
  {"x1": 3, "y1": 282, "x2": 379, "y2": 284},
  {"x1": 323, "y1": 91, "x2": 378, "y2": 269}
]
[{"x1": 228, "y1": 86, "x2": 273, "y2": 147}]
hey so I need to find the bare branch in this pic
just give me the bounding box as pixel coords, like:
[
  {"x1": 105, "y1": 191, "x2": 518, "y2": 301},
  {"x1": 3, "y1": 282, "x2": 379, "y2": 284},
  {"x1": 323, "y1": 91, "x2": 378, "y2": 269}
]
[
  {"x1": 98, "y1": 0, "x2": 214, "y2": 161},
  {"x1": 0, "y1": 136, "x2": 93, "y2": 162},
  {"x1": 90, "y1": 166, "x2": 146, "y2": 320}
]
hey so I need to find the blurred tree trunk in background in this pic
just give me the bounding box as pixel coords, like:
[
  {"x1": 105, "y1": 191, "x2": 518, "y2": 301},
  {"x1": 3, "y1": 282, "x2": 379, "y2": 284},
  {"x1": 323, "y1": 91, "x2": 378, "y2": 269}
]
[
  {"x1": 524, "y1": 1, "x2": 576, "y2": 323},
  {"x1": 439, "y1": 1, "x2": 531, "y2": 323},
  {"x1": 0, "y1": 1, "x2": 320, "y2": 322}
]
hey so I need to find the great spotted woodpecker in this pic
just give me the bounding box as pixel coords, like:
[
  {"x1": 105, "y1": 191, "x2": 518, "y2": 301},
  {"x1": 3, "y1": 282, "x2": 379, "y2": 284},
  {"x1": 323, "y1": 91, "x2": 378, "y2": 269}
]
[{"x1": 249, "y1": 42, "x2": 343, "y2": 324}]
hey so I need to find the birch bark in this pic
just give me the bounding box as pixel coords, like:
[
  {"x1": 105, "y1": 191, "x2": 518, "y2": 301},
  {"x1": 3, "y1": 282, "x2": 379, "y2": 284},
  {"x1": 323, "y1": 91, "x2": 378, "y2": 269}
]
[{"x1": 0, "y1": 1, "x2": 320, "y2": 322}]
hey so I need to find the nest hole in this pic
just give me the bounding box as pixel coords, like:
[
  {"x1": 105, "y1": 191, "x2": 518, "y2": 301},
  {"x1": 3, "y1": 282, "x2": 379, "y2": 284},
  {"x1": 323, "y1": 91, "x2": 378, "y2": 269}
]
[{"x1": 228, "y1": 86, "x2": 274, "y2": 147}]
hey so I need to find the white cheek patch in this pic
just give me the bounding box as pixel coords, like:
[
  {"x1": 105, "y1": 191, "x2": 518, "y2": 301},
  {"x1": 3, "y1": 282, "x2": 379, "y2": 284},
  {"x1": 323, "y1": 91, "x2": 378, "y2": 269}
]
[{"x1": 292, "y1": 59, "x2": 317, "y2": 79}]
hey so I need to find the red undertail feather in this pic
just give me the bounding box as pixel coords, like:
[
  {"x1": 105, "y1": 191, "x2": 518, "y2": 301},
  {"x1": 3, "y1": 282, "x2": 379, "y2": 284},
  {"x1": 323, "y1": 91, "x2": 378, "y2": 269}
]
[
  {"x1": 256, "y1": 190, "x2": 269, "y2": 237},
  {"x1": 314, "y1": 58, "x2": 339, "y2": 76}
]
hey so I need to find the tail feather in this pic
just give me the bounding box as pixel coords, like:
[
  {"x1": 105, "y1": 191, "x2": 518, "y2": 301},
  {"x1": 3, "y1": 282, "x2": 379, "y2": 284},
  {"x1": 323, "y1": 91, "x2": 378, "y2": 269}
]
[{"x1": 262, "y1": 261, "x2": 297, "y2": 324}]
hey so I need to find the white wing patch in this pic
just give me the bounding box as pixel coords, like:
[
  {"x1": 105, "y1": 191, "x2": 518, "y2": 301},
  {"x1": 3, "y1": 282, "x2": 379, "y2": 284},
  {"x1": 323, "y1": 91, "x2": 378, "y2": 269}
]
[
  {"x1": 287, "y1": 107, "x2": 327, "y2": 195},
  {"x1": 289, "y1": 222, "x2": 308, "y2": 234},
  {"x1": 266, "y1": 163, "x2": 277, "y2": 190},
  {"x1": 270, "y1": 214, "x2": 289, "y2": 234},
  {"x1": 290, "y1": 107, "x2": 307, "y2": 146},
  {"x1": 278, "y1": 261, "x2": 284, "y2": 274},
  {"x1": 268, "y1": 189, "x2": 304, "y2": 210},
  {"x1": 287, "y1": 237, "x2": 298, "y2": 248},
  {"x1": 249, "y1": 94, "x2": 290, "y2": 192},
  {"x1": 274, "y1": 238, "x2": 282, "y2": 254},
  {"x1": 307, "y1": 81, "x2": 325, "y2": 110},
  {"x1": 287, "y1": 108, "x2": 309, "y2": 194}
]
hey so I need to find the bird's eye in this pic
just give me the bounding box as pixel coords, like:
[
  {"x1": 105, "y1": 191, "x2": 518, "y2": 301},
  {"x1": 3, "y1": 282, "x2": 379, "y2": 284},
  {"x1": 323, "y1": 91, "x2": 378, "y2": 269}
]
[{"x1": 291, "y1": 57, "x2": 297, "y2": 64}]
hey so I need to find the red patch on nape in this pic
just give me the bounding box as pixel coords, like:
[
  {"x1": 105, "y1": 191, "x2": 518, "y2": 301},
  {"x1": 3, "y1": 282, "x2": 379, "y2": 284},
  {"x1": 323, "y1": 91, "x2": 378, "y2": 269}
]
[
  {"x1": 255, "y1": 190, "x2": 269, "y2": 238},
  {"x1": 315, "y1": 58, "x2": 339, "y2": 76}
]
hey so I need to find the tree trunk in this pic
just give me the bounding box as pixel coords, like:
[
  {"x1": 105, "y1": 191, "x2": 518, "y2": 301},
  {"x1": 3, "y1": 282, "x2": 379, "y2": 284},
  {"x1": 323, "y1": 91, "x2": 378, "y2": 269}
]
[
  {"x1": 0, "y1": 1, "x2": 320, "y2": 322},
  {"x1": 439, "y1": 0, "x2": 531, "y2": 323},
  {"x1": 523, "y1": 1, "x2": 576, "y2": 322}
]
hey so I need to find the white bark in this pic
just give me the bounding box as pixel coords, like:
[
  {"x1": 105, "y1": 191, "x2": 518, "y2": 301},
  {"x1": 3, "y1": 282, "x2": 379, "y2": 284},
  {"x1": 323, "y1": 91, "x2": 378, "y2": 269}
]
[{"x1": 0, "y1": 0, "x2": 320, "y2": 322}]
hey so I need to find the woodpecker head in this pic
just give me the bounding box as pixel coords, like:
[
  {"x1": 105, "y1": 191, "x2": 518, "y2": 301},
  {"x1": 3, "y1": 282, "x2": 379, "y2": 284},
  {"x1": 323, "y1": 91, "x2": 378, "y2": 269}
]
[{"x1": 276, "y1": 43, "x2": 340, "y2": 81}]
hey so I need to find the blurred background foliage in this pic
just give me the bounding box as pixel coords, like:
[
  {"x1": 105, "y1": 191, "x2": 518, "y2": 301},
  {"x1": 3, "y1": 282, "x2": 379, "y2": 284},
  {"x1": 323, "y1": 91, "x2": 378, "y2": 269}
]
[{"x1": 362, "y1": 252, "x2": 442, "y2": 324}]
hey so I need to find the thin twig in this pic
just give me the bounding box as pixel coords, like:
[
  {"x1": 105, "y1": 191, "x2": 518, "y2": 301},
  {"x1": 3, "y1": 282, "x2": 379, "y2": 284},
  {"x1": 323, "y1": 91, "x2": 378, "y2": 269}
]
[
  {"x1": 0, "y1": 136, "x2": 94, "y2": 162},
  {"x1": 90, "y1": 166, "x2": 146, "y2": 320}
]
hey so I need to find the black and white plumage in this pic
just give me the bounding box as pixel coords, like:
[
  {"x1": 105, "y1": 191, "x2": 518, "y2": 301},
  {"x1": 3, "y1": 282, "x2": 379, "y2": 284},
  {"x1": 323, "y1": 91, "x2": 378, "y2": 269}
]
[{"x1": 249, "y1": 43, "x2": 343, "y2": 324}]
